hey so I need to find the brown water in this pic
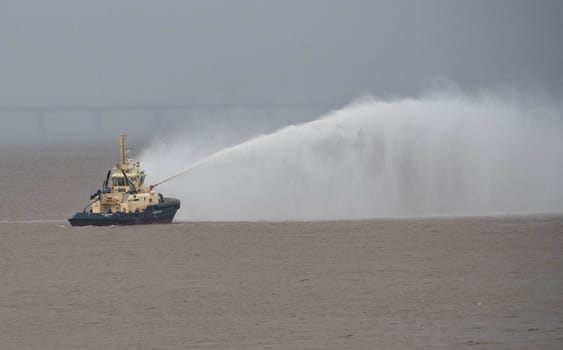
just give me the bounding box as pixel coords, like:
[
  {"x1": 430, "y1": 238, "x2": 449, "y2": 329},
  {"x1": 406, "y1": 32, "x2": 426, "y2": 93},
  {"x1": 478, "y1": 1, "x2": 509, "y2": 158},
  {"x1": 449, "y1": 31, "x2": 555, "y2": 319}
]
[{"x1": 1, "y1": 145, "x2": 562, "y2": 349}]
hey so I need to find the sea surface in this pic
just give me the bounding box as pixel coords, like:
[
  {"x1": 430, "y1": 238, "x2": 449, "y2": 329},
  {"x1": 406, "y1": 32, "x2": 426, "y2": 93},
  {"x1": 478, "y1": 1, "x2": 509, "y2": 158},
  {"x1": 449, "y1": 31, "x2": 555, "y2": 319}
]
[{"x1": 1, "y1": 144, "x2": 562, "y2": 349}]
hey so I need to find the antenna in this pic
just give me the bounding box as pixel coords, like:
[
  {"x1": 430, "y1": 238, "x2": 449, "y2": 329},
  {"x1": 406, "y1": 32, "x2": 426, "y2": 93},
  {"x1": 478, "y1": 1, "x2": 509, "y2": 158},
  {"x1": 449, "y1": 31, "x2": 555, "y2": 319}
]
[{"x1": 120, "y1": 132, "x2": 128, "y2": 168}]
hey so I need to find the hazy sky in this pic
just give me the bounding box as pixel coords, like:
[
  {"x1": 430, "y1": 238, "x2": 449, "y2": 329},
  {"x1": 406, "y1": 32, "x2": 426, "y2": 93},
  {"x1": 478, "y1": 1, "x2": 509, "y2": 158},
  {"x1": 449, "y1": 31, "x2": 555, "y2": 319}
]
[{"x1": 1, "y1": 0, "x2": 562, "y2": 107}]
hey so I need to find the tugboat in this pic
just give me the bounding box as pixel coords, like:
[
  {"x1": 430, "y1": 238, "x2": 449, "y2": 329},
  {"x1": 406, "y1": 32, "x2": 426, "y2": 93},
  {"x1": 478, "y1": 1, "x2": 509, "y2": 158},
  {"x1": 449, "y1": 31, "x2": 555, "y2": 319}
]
[{"x1": 68, "y1": 132, "x2": 180, "y2": 226}]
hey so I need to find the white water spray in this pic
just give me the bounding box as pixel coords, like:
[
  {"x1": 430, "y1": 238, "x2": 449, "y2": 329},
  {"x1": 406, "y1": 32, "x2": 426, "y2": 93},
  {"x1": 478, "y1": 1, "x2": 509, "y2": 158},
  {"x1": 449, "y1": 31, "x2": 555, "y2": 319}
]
[{"x1": 140, "y1": 92, "x2": 563, "y2": 220}]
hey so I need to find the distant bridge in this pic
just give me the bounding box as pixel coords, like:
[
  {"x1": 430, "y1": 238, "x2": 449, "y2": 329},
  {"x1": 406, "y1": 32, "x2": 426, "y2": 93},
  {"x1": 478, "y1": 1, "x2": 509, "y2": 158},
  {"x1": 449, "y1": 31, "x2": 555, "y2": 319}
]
[{"x1": 0, "y1": 103, "x2": 338, "y2": 132}]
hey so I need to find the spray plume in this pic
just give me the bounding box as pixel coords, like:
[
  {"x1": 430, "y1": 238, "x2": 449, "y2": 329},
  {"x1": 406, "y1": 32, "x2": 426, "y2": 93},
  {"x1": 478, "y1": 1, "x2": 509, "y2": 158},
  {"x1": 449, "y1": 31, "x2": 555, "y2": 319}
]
[{"x1": 140, "y1": 91, "x2": 563, "y2": 221}]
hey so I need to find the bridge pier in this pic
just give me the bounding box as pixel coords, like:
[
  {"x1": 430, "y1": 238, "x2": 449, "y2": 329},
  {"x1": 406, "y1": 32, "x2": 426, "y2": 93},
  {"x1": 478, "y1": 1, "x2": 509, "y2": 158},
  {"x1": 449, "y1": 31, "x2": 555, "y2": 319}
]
[
  {"x1": 95, "y1": 110, "x2": 104, "y2": 131},
  {"x1": 36, "y1": 111, "x2": 46, "y2": 133},
  {"x1": 152, "y1": 111, "x2": 161, "y2": 131}
]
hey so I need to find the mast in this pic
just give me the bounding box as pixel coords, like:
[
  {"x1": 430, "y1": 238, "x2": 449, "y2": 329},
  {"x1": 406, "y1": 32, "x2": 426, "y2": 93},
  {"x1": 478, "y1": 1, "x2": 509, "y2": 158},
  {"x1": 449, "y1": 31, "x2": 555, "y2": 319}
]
[{"x1": 120, "y1": 132, "x2": 128, "y2": 169}]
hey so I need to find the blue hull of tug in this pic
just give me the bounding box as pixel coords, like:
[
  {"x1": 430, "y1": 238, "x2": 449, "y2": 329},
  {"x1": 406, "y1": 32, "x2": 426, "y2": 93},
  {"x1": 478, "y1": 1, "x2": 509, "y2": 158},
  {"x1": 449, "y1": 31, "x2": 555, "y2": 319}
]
[{"x1": 68, "y1": 198, "x2": 180, "y2": 226}]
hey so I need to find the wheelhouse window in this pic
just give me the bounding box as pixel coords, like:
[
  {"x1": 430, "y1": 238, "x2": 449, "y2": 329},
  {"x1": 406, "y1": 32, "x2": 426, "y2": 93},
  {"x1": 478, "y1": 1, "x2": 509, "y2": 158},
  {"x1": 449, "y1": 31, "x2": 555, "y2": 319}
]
[{"x1": 112, "y1": 177, "x2": 126, "y2": 186}]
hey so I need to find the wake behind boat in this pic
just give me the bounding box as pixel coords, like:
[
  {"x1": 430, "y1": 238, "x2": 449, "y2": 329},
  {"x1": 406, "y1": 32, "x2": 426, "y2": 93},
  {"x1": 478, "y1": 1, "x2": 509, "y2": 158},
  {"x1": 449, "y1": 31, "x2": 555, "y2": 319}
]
[{"x1": 68, "y1": 133, "x2": 180, "y2": 226}]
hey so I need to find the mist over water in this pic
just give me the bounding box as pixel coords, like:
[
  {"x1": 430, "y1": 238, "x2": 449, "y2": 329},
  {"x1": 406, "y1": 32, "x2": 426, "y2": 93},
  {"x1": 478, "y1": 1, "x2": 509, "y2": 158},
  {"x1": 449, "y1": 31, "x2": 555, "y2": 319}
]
[{"x1": 140, "y1": 92, "x2": 563, "y2": 221}]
